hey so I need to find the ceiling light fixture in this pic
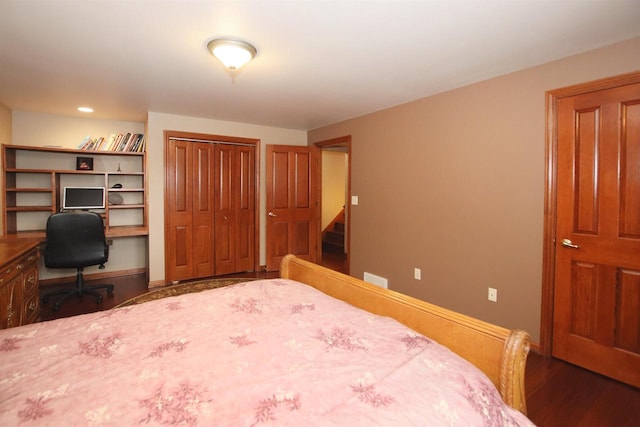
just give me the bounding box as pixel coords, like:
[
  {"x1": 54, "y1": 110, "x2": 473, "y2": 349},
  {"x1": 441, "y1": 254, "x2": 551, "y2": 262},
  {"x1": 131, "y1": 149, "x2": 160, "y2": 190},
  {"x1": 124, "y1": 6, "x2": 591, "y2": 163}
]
[
  {"x1": 77, "y1": 107, "x2": 93, "y2": 113},
  {"x1": 207, "y1": 38, "x2": 257, "y2": 72}
]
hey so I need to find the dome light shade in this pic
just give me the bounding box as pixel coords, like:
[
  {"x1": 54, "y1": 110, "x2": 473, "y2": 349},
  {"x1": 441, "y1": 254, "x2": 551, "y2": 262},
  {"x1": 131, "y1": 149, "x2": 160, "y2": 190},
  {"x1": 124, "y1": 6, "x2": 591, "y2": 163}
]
[{"x1": 207, "y1": 38, "x2": 257, "y2": 71}]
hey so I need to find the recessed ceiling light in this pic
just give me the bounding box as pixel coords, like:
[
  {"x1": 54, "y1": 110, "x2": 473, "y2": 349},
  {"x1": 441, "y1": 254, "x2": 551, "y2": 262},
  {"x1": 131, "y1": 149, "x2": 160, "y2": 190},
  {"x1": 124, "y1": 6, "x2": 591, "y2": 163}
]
[{"x1": 77, "y1": 107, "x2": 94, "y2": 113}]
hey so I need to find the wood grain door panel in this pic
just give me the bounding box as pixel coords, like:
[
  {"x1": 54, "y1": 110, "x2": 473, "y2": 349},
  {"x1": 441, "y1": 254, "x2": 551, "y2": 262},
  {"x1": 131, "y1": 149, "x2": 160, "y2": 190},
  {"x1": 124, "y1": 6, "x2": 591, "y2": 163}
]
[
  {"x1": 214, "y1": 144, "x2": 235, "y2": 275},
  {"x1": 234, "y1": 145, "x2": 255, "y2": 272},
  {"x1": 266, "y1": 145, "x2": 318, "y2": 271},
  {"x1": 165, "y1": 141, "x2": 194, "y2": 281},
  {"x1": 553, "y1": 82, "x2": 640, "y2": 387},
  {"x1": 214, "y1": 144, "x2": 256, "y2": 275},
  {"x1": 192, "y1": 144, "x2": 215, "y2": 278}
]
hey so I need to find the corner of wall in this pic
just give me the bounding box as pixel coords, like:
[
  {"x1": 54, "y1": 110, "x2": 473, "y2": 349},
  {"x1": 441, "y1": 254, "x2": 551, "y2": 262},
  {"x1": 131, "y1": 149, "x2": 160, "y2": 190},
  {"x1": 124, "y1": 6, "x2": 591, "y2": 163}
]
[
  {"x1": 0, "y1": 103, "x2": 11, "y2": 235},
  {"x1": 0, "y1": 103, "x2": 12, "y2": 145}
]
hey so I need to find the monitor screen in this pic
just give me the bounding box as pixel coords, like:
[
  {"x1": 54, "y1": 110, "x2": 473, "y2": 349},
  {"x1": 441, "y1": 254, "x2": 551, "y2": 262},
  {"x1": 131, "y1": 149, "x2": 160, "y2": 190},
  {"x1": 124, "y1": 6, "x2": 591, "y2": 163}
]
[{"x1": 62, "y1": 187, "x2": 105, "y2": 210}]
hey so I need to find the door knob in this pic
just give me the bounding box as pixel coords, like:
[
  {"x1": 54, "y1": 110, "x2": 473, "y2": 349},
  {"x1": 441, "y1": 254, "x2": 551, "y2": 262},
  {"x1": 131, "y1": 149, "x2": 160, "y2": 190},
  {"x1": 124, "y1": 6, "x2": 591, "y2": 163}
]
[
  {"x1": 561, "y1": 238, "x2": 580, "y2": 249},
  {"x1": 268, "y1": 212, "x2": 278, "y2": 217}
]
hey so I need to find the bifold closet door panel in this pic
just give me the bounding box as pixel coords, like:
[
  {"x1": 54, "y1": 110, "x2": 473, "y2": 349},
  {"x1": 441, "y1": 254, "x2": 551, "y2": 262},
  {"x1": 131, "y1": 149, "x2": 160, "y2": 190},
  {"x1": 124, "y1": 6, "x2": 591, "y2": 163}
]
[
  {"x1": 192, "y1": 143, "x2": 215, "y2": 278},
  {"x1": 234, "y1": 145, "x2": 256, "y2": 272},
  {"x1": 214, "y1": 144, "x2": 234, "y2": 275},
  {"x1": 165, "y1": 140, "x2": 194, "y2": 281},
  {"x1": 214, "y1": 145, "x2": 256, "y2": 275}
]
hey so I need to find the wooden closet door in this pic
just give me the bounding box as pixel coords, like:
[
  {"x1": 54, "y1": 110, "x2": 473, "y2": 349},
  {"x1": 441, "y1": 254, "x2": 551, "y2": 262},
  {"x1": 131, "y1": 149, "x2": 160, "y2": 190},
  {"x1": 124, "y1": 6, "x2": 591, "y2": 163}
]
[
  {"x1": 192, "y1": 143, "x2": 215, "y2": 278},
  {"x1": 166, "y1": 135, "x2": 257, "y2": 282},
  {"x1": 214, "y1": 144, "x2": 234, "y2": 275},
  {"x1": 214, "y1": 145, "x2": 255, "y2": 275},
  {"x1": 165, "y1": 140, "x2": 194, "y2": 281},
  {"x1": 166, "y1": 140, "x2": 215, "y2": 282},
  {"x1": 234, "y1": 145, "x2": 256, "y2": 272}
]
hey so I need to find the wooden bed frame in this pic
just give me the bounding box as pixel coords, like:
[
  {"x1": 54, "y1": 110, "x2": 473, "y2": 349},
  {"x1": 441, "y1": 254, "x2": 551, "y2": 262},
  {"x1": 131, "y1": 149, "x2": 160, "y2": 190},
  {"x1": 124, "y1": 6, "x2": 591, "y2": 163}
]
[{"x1": 280, "y1": 255, "x2": 530, "y2": 415}]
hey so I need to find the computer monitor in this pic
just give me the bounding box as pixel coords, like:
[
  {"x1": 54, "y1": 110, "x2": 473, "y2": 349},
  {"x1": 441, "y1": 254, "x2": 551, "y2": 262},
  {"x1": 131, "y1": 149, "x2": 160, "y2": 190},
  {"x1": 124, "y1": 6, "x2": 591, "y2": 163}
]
[{"x1": 62, "y1": 187, "x2": 105, "y2": 210}]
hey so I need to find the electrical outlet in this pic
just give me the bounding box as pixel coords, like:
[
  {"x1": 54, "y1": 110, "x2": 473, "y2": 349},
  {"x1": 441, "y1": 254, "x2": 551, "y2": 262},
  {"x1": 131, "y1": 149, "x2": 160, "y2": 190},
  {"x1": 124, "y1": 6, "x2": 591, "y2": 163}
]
[
  {"x1": 488, "y1": 287, "x2": 497, "y2": 302},
  {"x1": 414, "y1": 268, "x2": 421, "y2": 280}
]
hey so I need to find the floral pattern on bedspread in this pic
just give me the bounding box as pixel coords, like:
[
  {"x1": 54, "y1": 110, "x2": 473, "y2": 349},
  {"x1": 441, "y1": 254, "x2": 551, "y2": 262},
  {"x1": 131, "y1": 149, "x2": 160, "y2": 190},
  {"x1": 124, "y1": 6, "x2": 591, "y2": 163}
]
[{"x1": 0, "y1": 279, "x2": 534, "y2": 426}]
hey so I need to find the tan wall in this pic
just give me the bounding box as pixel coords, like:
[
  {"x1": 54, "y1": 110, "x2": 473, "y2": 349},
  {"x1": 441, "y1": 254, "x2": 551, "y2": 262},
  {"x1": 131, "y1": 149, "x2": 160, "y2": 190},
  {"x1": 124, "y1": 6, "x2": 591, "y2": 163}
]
[
  {"x1": 146, "y1": 112, "x2": 307, "y2": 284},
  {"x1": 11, "y1": 112, "x2": 144, "y2": 146},
  {"x1": 0, "y1": 103, "x2": 11, "y2": 235},
  {"x1": 308, "y1": 37, "x2": 640, "y2": 343},
  {"x1": 0, "y1": 103, "x2": 11, "y2": 145}
]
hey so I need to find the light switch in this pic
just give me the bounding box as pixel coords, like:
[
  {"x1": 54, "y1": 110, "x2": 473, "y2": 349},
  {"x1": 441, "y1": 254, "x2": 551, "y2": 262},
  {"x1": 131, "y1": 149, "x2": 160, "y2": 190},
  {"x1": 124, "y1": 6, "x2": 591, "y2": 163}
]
[{"x1": 351, "y1": 195, "x2": 359, "y2": 205}]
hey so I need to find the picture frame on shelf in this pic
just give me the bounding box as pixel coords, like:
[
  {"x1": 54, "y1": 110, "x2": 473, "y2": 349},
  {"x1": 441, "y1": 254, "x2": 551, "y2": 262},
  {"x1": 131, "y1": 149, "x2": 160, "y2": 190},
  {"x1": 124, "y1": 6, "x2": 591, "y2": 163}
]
[{"x1": 76, "y1": 156, "x2": 93, "y2": 171}]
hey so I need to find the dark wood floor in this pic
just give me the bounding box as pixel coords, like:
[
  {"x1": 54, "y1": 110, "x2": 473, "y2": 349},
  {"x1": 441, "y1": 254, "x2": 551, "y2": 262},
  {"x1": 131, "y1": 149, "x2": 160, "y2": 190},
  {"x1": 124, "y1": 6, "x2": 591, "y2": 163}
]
[
  {"x1": 39, "y1": 252, "x2": 348, "y2": 322},
  {"x1": 38, "y1": 253, "x2": 639, "y2": 427},
  {"x1": 525, "y1": 352, "x2": 639, "y2": 426}
]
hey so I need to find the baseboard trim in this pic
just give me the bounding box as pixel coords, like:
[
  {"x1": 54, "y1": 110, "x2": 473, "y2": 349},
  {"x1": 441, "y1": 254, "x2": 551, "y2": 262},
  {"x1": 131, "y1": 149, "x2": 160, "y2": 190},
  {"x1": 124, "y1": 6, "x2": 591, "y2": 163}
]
[{"x1": 148, "y1": 279, "x2": 169, "y2": 289}]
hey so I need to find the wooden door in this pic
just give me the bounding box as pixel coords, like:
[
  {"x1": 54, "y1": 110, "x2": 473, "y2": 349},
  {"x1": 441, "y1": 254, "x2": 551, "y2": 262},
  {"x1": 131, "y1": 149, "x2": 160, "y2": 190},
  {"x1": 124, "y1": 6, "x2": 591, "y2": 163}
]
[
  {"x1": 553, "y1": 82, "x2": 640, "y2": 387},
  {"x1": 165, "y1": 140, "x2": 194, "y2": 281},
  {"x1": 234, "y1": 145, "x2": 256, "y2": 272},
  {"x1": 192, "y1": 143, "x2": 216, "y2": 278},
  {"x1": 214, "y1": 144, "x2": 255, "y2": 275},
  {"x1": 165, "y1": 140, "x2": 215, "y2": 282},
  {"x1": 214, "y1": 144, "x2": 234, "y2": 275},
  {"x1": 265, "y1": 145, "x2": 318, "y2": 271},
  {"x1": 166, "y1": 134, "x2": 257, "y2": 282}
]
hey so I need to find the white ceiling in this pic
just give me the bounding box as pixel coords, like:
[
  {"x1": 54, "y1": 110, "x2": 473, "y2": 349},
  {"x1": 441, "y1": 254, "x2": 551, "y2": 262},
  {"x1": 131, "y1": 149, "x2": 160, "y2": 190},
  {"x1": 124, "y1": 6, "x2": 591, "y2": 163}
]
[{"x1": 1, "y1": 0, "x2": 639, "y2": 131}]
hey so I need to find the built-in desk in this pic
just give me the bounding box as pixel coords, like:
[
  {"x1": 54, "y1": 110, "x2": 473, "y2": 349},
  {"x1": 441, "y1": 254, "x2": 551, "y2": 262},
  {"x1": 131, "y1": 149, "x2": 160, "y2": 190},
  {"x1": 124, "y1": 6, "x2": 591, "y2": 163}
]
[{"x1": 0, "y1": 238, "x2": 40, "y2": 329}]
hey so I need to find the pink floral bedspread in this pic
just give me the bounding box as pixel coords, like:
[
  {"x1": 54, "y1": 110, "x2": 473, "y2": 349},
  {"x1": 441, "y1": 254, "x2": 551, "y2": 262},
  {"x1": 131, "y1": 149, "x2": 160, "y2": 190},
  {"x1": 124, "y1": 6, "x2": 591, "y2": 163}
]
[{"x1": 0, "y1": 279, "x2": 534, "y2": 426}]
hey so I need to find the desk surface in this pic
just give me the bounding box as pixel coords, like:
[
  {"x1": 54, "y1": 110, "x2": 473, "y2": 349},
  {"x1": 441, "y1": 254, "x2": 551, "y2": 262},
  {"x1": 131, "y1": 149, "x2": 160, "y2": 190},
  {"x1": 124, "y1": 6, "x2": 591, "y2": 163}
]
[
  {"x1": 0, "y1": 238, "x2": 41, "y2": 266},
  {"x1": 1, "y1": 226, "x2": 148, "y2": 241}
]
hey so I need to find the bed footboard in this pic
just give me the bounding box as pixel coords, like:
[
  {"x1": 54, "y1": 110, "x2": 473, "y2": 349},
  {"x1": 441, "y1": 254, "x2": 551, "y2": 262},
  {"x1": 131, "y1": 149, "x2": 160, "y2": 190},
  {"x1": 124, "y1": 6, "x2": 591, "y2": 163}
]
[{"x1": 280, "y1": 255, "x2": 530, "y2": 414}]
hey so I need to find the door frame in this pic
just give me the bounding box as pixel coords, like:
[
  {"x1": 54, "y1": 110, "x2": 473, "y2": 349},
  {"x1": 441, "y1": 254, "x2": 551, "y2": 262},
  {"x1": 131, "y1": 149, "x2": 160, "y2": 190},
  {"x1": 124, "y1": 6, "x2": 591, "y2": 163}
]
[
  {"x1": 163, "y1": 130, "x2": 261, "y2": 280},
  {"x1": 540, "y1": 70, "x2": 640, "y2": 355},
  {"x1": 314, "y1": 135, "x2": 351, "y2": 274}
]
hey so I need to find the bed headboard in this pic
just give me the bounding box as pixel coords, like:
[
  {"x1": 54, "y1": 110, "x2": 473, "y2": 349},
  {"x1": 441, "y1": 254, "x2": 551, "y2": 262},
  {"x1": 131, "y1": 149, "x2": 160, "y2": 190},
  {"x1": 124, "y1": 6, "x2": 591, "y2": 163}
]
[{"x1": 280, "y1": 254, "x2": 530, "y2": 414}]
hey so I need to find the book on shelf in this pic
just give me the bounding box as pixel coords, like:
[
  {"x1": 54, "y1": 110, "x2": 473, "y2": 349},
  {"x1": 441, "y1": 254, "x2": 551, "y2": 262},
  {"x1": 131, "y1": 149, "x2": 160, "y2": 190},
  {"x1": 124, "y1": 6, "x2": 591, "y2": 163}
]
[
  {"x1": 78, "y1": 133, "x2": 145, "y2": 152},
  {"x1": 78, "y1": 136, "x2": 105, "y2": 151}
]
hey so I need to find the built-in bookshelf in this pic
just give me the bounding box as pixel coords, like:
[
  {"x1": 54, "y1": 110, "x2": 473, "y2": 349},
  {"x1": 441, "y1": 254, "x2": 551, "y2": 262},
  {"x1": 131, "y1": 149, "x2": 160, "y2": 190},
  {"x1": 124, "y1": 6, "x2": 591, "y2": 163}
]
[{"x1": 2, "y1": 144, "x2": 147, "y2": 239}]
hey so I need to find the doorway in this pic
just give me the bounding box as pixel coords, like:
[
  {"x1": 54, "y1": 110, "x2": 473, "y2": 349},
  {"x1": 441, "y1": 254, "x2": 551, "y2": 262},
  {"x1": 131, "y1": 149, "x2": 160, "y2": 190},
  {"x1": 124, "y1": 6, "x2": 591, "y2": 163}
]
[
  {"x1": 541, "y1": 71, "x2": 640, "y2": 387},
  {"x1": 315, "y1": 136, "x2": 351, "y2": 274}
]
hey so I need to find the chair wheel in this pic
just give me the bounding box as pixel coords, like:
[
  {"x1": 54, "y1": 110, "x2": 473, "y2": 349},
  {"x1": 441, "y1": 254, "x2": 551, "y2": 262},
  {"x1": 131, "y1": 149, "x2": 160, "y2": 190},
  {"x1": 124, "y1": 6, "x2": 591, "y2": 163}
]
[
  {"x1": 96, "y1": 296, "x2": 103, "y2": 304},
  {"x1": 107, "y1": 287, "x2": 114, "y2": 294},
  {"x1": 53, "y1": 303, "x2": 60, "y2": 312},
  {"x1": 42, "y1": 296, "x2": 49, "y2": 304}
]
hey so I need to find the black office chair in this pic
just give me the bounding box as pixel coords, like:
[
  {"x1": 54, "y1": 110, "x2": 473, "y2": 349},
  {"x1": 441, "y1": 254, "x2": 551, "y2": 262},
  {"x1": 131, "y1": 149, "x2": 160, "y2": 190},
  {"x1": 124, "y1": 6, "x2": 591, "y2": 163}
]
[{"x1": 41, "y1": 211, "x2": 114, "y2": 311}]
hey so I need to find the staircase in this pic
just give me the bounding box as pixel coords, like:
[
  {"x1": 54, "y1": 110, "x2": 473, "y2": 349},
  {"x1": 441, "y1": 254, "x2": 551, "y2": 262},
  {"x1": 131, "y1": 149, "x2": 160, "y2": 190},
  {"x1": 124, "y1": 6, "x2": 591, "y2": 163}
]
[{"x1": 322, "y1": 209, "x2": 345, "y2": 254}]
